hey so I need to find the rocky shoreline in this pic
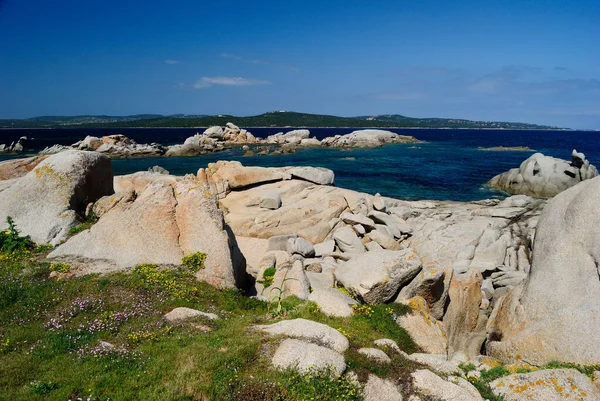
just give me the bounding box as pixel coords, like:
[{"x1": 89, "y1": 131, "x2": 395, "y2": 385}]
[
  {"x1": 34, "y1": 123, "x2": 420, "y2": 158},
  {"x1": 2, "y1": 149, "x2": 600, "y2": 400}
]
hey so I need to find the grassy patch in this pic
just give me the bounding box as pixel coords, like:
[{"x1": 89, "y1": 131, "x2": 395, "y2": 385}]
[
  {"x1": 0, "y1": 247, "x2": 428, "y2": 400},
  {"x1": 543, "y1": 361, "x2": 600, "y2": 377},
  {"x1": 68, "y1": 222, "x2": 94, "y2": 235},
  {"x1": 462, "y1": 365, "x2": 511, "y2": 401},
  {"x1": 68, "y1": 214, "x2": 99, "y2": 236}
]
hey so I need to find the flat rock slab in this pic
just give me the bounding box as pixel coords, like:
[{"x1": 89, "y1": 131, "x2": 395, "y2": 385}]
[
  {"x1": 271, "y1": 339, "x2": 346, "y2": 377},
  {"x1": 221, "y1": 180, "x2": 348, "y2": 243},
  {"x1": 308, "y1": 288, "x2": 357, "y2": 317},
  {"x1": 363, "y1": 374, "x2": 404, "y2": 401},
  {"x1": 490, "y1": 369, "x2": 600, "y2": 401},
  {"x1": 406, "y1": 353, "x2": 461, "y2": 376},
  {"x1": 164, "y1": 307, "x2": 219, "y2": 322},
  {"x1": 412, "y1": 369, "x2": 483, "y2": 401},
  {"x1": 255, "y1": 318, "x2": 349, "y2": 353},
  {"x1": 374, "y1": 339, "x2": 406, "y2": 356},
  {"x1": 0, "y1": 155, "x2": 47, "y2": 181},
  {"x1": 286, "y1": 166, "x2": 335, "y2": 185},
  {"x1": 358, "y1": 348, "x2": 391, "y2": 364}
]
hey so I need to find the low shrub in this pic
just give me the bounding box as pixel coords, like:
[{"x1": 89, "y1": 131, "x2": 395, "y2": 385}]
[
  {"x1": 0, "y1": 216, "x2": 34, "y2": 254},
  {"x1": 49, "y1": 262, "x2": 71, "y2": 273},
  {"x1": 263, "y1": 267, "x2": 276, "y2": 288},
  {"x1": 181, "y1": 251, "x2": 207, "y2": 271}
]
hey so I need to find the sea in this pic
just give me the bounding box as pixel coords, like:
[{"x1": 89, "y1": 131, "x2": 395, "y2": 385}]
[{"x1": 1, "y1": 127, "x2": 599, "y2": 202}]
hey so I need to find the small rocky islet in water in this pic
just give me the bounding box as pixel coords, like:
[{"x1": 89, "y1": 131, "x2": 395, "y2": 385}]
[{"x1": 36, "y1": 122, "x2": 421, "y2": 158}]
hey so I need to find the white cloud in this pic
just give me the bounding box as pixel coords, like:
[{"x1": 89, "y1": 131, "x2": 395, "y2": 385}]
[
  {"x1": 194, "y1": 76, "x2": 271, "y2": 89},
  {"x1": 164, "y1": 60, "x2": 179, "y2": 64}
]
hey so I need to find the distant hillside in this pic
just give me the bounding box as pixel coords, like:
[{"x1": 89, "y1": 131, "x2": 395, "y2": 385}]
[{"x1": 0, "y1": 111, "x2": 561, "y2": 129}]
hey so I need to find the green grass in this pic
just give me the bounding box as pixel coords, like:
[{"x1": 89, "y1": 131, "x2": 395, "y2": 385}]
[
  {"x1": 68, "y1": 214, "x2": 99, "y2": 236},
  {"x1": 68, "y1": 221, "x2": 95, "y2": 236},
  {"x1": 0, "y1": 250, "x2": 423, "y2": 401}
]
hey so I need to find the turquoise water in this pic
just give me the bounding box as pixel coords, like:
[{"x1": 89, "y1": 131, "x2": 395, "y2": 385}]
[{"x1": 1, "y1": 127, "x2": 599, "y2": 201}]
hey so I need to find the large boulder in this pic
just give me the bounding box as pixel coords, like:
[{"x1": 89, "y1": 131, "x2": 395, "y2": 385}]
[
  {"x1": 74, "y1": 134, "x2": 166, "y2": 157},
  {"x1": 363, "y1": 374, "x2": 403, "y2": 401},
  {"x1": 203, "y1": 126, "x2": 224, "y2": 139},
  {"x1": 255, "y1": 318, "x2": 349, "y2": 353},
  {"x1": 286, "y1": 166, "x2": 335, "y2": 185},
  {"x1": 166, "y1": 134, "x2": 223, "y2": 156},
  {"x1": 0, "y1": 150, "x2": 113, "y2": 245},
  {"x1": 395, "y1": 263, "x2": 451, "y2": 320},
  {"x1": 308, "y1": 288, "x2": 358, "y2": 317},
  {"x1": 321, "y1": 129, "x2": 420, "y2": 148},
  {"x1": 335, "y1": 249, "x2": 422, "y2": 304},
  {"x1": 396, "y1": 297, "x2": 447, "y2": 354},
  {"x1": 49, "y1": 176, "x2": 241, "y2": 289},
  {"x1": 204, "y1": 160, "x2": 289, "y2": 189},
  {"x1": 266, "y1": 129, "x2": 311, "y2": 145},
  {"x1": 412, "y1": 369, "x2": 483, "y2": 401},
  {"x1": 333, "y1": 226, "x2": 366, "y2": 253},
  {"x1": 271, "y1": 339, "x2": 346, "y2": 377},
  {"x1": 488, "y1": 150, "x2": 598, "y2": 198},
  {"x1": 487, "y1": 175, "x2": 600, "y2": 365}
]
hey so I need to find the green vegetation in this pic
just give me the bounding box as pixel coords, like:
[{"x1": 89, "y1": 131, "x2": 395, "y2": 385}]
[
  {"x1": 68, "y1": 214, "x2": 99, "y2": 236},
  {"x1": 0, "y1": 249, "x2": 423, "y2": 400},
  {"x1": 543, "y1": 361, "x2": 600, "y2": 378},
  {"x1": 266, "y1": 267, "x2": 297, "y2": 317},
  {"x1": 262, "y1": 267, "x2": 276, "y2": 288},
  {"x1": 460, "y1": 365, "x2": 509, "y2": 401},
  {"x1": 181, "y1": 252, "x2": 207, "y2": 272},
  {"x1": 0, "y1": 217, "x2": 34, "y2": 254},
  {"x1": 49, "y1": 262, "x2": 71, "y2": 273},
  {"x1": 0, "y1": 111, "x2": 560, "y2": 129}
]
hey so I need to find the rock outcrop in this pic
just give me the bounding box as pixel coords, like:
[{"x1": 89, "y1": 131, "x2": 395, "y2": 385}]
[
  {"x1": 488, "y1": 150, "x2": 598, "y2": 197},
  {"x1": 363, "y1": 374, "x2": 404, "y2": 401},
  {"x1": 321, "y1": 129, "x2": 420, "y2": 148},
  {"x1": 0, "y1": 155, "x2": 47, "y2": 181},
  {"x1": 165, "y1": 134, "x2": 225, "y2": 156},
  {"x1": 271, "y1": 339, "x2": 346, "y2": 377},
  {"x1": 335, "y1": 249, "x2": 422, "y2": 304},
  {"x1": 411, "y1": 369, "x2": 483, "y2": 401},
  {"x1": 0, "y1": 150, "x2": 113, "y2": 245},
  {"x1": 490, "y1": 369, "x2": 600, "y2": 401},
  {"x1": 0, "y1": 136, "x2": 27, "y2": 153},
  {"x1": 443, "y1": 270, "x2": 487, "y2": 361},
  {"x1": 49, "y1": 176, "x2": 241, "y2": 288},
  {"x1": 41, "y1": 134, "x2": 166, "y2": 158},
  {"x1": 487, "y1": 175, "x2": 600, "y2": 365},
  {"x1": 255, "y1": 318, "x2": 350, "y2": 353}
]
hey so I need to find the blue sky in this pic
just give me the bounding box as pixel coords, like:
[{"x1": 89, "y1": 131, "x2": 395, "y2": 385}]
[{"x1": 1, "y1": 0, "x2": 599, "y2": 128}]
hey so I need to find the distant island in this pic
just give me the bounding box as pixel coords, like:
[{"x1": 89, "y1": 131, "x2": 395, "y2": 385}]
[{"x1": 0, "y1": 111, "x2": 563, "y2": 130}]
